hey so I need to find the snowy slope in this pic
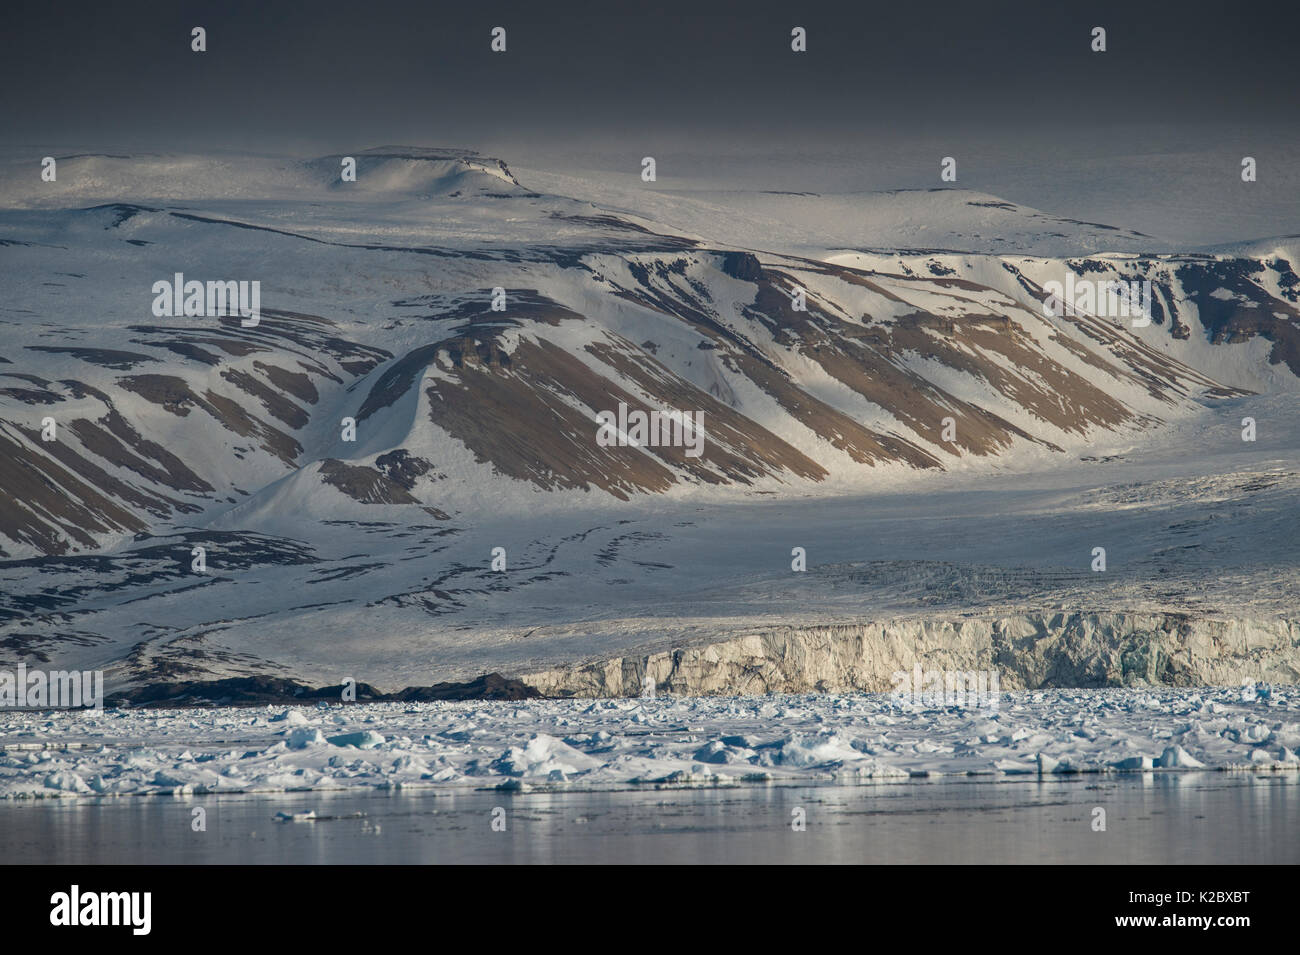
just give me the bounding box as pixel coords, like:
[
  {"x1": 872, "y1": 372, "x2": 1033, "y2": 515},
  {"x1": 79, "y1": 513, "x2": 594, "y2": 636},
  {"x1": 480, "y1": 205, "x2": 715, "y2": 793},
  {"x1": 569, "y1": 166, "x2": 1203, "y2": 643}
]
[{"x1": 0, "y1": 152, "x2": 1267, "y2": 555}]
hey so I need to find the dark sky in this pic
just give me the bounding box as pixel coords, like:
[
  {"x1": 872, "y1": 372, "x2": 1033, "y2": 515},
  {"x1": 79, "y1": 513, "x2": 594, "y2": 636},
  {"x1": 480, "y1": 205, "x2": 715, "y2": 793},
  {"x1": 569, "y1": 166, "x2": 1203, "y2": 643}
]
[{"x1": 3, "y1": 0, "x2": 1298, "y2": 152}]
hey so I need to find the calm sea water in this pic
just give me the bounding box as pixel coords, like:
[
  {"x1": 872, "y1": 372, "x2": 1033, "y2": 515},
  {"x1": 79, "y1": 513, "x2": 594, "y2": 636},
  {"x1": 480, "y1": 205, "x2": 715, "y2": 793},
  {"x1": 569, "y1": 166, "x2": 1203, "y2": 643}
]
[{"x1": 2, "y1": 773, "x2": 1296, "y2": 864}]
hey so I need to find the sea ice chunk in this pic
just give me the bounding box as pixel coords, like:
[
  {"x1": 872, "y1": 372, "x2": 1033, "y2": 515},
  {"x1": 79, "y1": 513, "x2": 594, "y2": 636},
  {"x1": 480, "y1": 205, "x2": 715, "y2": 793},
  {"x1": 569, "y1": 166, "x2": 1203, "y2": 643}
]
[
  {"x1": 1156, "y1": 745, "x2": 1204, "y2": 768},
  {"x1": 44, "y1": 771, "x2": 91, "y2": 793},
  {"x1": 491, "y1": 734, "x2": 600, "y2": 778},
  {"x1": 1112, "y1": 755, "x2": 1154, "y2": 770},
  {"x1": 287, "y1": 728, "x2": 326, "y2": 749},
  {"x1": 776, "y1": 734, "x2": 863, "y2": 768}
]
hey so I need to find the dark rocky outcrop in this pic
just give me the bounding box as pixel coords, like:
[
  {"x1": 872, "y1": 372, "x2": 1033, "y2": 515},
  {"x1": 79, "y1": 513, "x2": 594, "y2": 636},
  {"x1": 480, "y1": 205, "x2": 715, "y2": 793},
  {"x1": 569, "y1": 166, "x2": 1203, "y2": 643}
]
[
  {"x1": 720, "y1": 251, "x2": 763, "y2": 281},
  {"x1": 105, "y1": 671, "x2": 541, "y2": 708}
]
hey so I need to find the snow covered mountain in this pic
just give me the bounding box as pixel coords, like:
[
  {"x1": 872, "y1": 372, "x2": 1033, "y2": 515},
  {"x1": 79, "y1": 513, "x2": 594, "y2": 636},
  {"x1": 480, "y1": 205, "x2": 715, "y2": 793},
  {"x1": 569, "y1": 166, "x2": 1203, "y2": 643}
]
[{"x1": 1, "y1": 149, "x2": 1297, "y2": 693}]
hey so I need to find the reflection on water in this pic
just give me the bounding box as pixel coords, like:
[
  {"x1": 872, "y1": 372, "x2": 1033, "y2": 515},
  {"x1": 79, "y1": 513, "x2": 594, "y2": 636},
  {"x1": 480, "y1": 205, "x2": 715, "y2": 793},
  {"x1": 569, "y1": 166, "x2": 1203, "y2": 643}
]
[{"x1": 3, "y1": 772, "x2": 1296, "y2": 864}]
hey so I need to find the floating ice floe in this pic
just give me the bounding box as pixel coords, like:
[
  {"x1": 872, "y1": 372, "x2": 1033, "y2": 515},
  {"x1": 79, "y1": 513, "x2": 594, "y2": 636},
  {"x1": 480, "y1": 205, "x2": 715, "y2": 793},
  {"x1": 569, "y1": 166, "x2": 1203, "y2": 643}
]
[
  {"x1": 326, "y1": 731, "x2": 385, "y2": 750},
  {"x1": 286, "y1": 728, "x2": 327, "y2": 750},
  {"x1": 275, "y1": 810, "x2": 316, "y2": 822},
  {"x1": 1, "y1": 686, "x2": 1297, "y2": 798},
  {"x1": 1156, "y1": 745, "x2": 1205, "y2": 768},
  {"x1": 490, "y1": 734, "x2": 601, "y2": 779}
]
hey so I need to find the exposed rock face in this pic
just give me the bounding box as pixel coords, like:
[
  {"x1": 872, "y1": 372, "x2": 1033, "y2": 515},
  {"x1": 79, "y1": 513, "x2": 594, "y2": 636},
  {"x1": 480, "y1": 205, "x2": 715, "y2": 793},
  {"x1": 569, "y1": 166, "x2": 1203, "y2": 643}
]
[
  {"x1": 521, "y1": 613, "x2": 1300, "y2": 698},
  {"x1": 720, "y1": 250, "x2": 763, "y2": 281},
  {"x1": 105, "y1": 671, "x2": 539, "y2": 707}
]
